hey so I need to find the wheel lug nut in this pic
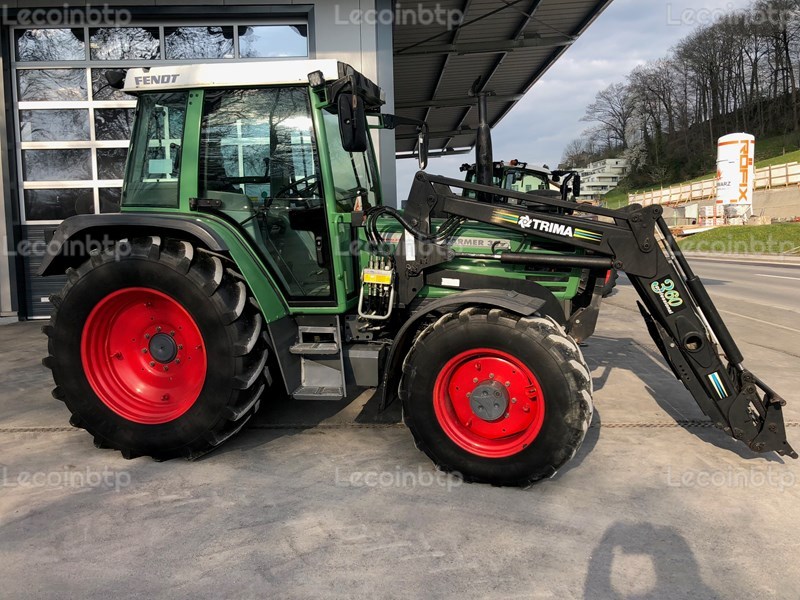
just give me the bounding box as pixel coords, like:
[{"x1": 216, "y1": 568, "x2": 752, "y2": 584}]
[
  {"x1": 144, "y1": 333, "x2": 150, "y2": 340},
  {"x1": 175, "y1": 359, "x2": 181, "y2": 364},
  {"x1": 163, "y1": 366, "x2": 169, "y2": 372},
  {"x1": 156, "y1": 326, "x2": 162, "y2": 333},
  {"x1": 511, "y1": 398, "x2": 517, "y2": 404},
  {"x1": 489, "y1": 373, "x2": 495, "y2": 379},
  {"x1": 473, "y1": 377, "x2": 479, "y2": 383},
  {"x1": 505, "y1": 413, "x2": 510, "y2": 419},
  {"x1": 505, "y1": 381, "x2": 511, "y2": 387},
  {"x1": 178, "y1": 345, "x2": 183, "y2": 350},
  {"x1": 141, "y1": 348, "x2": 148, "y2": 354},
  {"x1": 149, "y1": 361, "x2": 155, "y2": 367},
  {"x1": 170, "y1": 330, "x2": 176, "y2": 336}
]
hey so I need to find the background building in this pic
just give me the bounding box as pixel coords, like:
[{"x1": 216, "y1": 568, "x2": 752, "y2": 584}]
[
  {"x1": 0, "y1": 0, "x2": 612, "y2": 319},
  {"x1": 577, "y1": 158, "x2": 629, "y2": 198}
]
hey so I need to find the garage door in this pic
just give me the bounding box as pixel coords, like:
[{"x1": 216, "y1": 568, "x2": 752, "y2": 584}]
[{"x1": 10, "y1": 21, "x2": 309, "y2": 317}]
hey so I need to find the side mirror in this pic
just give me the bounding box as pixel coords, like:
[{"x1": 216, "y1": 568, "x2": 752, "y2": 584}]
[
  {"x1": 105, "y1": 70, "x2": 126, "y2": 90},
  {"x1": 417, "y1": 125, "x2": 429, "y2": 170},
  {"x1": 338, "y1": 93, "x2": 369, "y2": 152},
  {"x1": 572, "y1": 174, "x2": 581, "y2": 198}
]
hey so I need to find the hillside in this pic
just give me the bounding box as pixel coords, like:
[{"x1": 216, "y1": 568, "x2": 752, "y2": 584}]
[{"x1": 601, "y1": 133, "x2": 800, "y2": 210}]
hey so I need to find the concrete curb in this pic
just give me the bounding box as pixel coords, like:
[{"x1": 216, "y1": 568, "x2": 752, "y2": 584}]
[{"x1": 684, "y1": 251, "x2": 800, "y2": 266}]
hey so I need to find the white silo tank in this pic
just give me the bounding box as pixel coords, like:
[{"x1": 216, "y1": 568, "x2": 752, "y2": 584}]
[{"x1": 716, "y1": 133, "x2": 755, "y2": 206}]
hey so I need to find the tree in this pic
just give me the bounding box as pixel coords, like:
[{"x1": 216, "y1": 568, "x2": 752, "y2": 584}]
[{"x1": 581, "y1": 83, "x2": 635, "y2": 150}]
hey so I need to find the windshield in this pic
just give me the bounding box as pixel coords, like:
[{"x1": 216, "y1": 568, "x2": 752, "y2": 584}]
[{"x1": 322, "y1": 110, "x2": 379, "y2": 211}]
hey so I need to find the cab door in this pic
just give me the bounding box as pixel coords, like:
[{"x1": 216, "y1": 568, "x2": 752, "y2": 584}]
[{"x1": 197, "y1": 87, "x2": 336, "y2": 305}]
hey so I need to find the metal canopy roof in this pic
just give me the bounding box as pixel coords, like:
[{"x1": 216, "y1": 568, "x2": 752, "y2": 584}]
[{"x1": 392, "y1": 0, "x2": 614, "y2": 157}]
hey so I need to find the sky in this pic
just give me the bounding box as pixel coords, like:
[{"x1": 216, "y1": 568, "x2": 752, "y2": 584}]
[{"x1": 395, "y1": 0, "x2": 753, "y2": 200}]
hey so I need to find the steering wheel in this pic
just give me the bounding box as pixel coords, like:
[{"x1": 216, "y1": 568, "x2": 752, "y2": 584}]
[{"x1": 274, "y1": 174, "x2": 320, "y2": 199}]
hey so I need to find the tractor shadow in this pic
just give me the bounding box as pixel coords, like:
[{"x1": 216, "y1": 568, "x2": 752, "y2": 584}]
[
  {"x1": 580, "y1": 334, "x2": 781, "y2": 462},
  {"x1": 583, "y1": 521, "x2": 721, "y2": 599},
  {"x1": 206, "y1": 384, "x2": 402, "y2": 459},
  {"x1": 209, "y1": 329, "x2": 779, "y2": 463}
]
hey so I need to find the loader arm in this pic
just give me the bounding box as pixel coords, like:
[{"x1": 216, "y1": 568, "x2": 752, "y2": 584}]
[{"x1": 383, "y1": 172, "x2": 796, "y2": 459}]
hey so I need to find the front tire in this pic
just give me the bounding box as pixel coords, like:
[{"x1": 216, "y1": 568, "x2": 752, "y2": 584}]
[
  {"x1": 43, "y1": 236, "x2": 271, "y2": 460},
  {"x1": 400, "y1": 307, "x2": 593, "y2": 486}
]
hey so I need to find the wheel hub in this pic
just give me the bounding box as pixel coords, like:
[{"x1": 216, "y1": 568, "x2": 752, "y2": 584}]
[
  {"x1": 432, "y1": 349, "x2": 546, "y2": 459},
  {"x1": 469, "y1": 380, "x2": 508, "y2": 422},
  {"x1": 81, "y1": 287, "x2": 207, "y2": 425},
  {"x1": 149, "y1": 333, "x2": 178, "y2": 364}
]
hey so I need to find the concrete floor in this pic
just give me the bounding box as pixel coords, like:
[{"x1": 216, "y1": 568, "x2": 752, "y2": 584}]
[{"x1": 1, "y1": 266, "x2": 799, "y2": 599}]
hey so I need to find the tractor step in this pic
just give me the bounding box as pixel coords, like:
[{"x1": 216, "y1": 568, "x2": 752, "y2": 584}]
[
  {"x1": 289, "y1": 342, "x2": 340, "y2": 355},
  {"x1": 291, "y1": 386, "x2": 345, "y2": 401}
]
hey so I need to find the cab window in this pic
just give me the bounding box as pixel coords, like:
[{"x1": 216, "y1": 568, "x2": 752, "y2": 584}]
[
  {"x1": 505, "y1": 169, "x2": 549, "y2": 192},
  {"x1": 122, "y1": 92, "x2": 188, "y2": 207}
]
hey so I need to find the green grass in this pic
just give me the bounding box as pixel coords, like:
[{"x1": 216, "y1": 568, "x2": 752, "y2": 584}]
[
  {"x1": 754, "y1": 148, "x2": 800, "y2": 168},
  {"x1": 601, "y1": 188, "x2": 630, "y2": 209},
  {"x1": 601, "y1": 133, "x2": 800, "y2": 209},
  {"x1": 677, "y1": 223, "x2": 800, "y2": 254}
]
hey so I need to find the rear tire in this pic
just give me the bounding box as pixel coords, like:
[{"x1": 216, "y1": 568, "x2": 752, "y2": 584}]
[
  {"x1": 43, "y1": 236, "x2": 271, "y2": 460},
  {"x1": 400, "y1": 307, "x2": 593, "y2": 486}
]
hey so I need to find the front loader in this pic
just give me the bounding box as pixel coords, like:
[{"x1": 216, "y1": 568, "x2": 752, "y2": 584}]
[{"x1": 39, "y1": 60, "x2": 795, "y2": 486}]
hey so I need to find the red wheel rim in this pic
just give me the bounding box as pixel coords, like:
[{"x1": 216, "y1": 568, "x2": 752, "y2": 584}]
[
  {"x1": 81, "y1": 287, "x2": 207, "y2": 425},
  {"x1": 433, "y1": 348, "x2": 545, "y2": 459}
]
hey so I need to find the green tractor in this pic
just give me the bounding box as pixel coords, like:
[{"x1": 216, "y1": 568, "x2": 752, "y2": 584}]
[
  {"x1": 40, "y1": 60, "x2": 795, "y2": 486},
  {"x1": 460, "y1": 159, "x2": 569, "y2": 201}
]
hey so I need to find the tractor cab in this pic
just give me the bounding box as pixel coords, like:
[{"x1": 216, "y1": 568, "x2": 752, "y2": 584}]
[
  {"x1": 118, "y1": 60, "x2": 400, "y2": 304},
  {"x1": 460, "y1": 160, "x2": 581, "y2": 215},
  {"x1": 461, "y1": 160, "x2": 557, "y2": 197}
]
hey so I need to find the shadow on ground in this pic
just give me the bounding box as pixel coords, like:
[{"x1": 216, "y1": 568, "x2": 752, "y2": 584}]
[
  {"x1": 581, "y1": 334, "x2": 777, "y2": 462},
  {"x1": 584, "y1": 521, "x2": 720, "y2": 599}
]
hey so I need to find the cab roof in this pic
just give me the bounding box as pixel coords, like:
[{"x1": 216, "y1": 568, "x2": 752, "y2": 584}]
[{"x1": 123, "y1": 59, "x2": 348, "y2": 93}]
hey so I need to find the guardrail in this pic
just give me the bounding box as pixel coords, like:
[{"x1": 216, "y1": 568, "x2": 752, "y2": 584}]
[{"x1": 628, "y1": 161, "x2": 800, "y2": 206}]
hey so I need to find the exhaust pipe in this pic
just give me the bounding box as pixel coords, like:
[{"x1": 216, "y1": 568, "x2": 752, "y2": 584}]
[{"x1": 471, "y1": 77, "x2": 494, "y2": 202}]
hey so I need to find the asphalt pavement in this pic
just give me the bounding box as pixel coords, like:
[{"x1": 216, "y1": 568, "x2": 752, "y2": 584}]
[{"x1": 1, "y1": 258, "x2": 799, "y2": 599}]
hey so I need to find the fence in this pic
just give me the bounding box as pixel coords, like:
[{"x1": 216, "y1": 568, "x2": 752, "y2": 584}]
[{"x1": 628, "y1": 161, "x2": 800, "y2": 206}]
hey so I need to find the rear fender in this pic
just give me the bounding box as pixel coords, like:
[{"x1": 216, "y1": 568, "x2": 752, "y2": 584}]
[
  {"x1": 38, "y1": 213, "x2": 288, "y2": 322},
  {"x1": 39, "y1": 214, "x2": 228, "y2": 276}
]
